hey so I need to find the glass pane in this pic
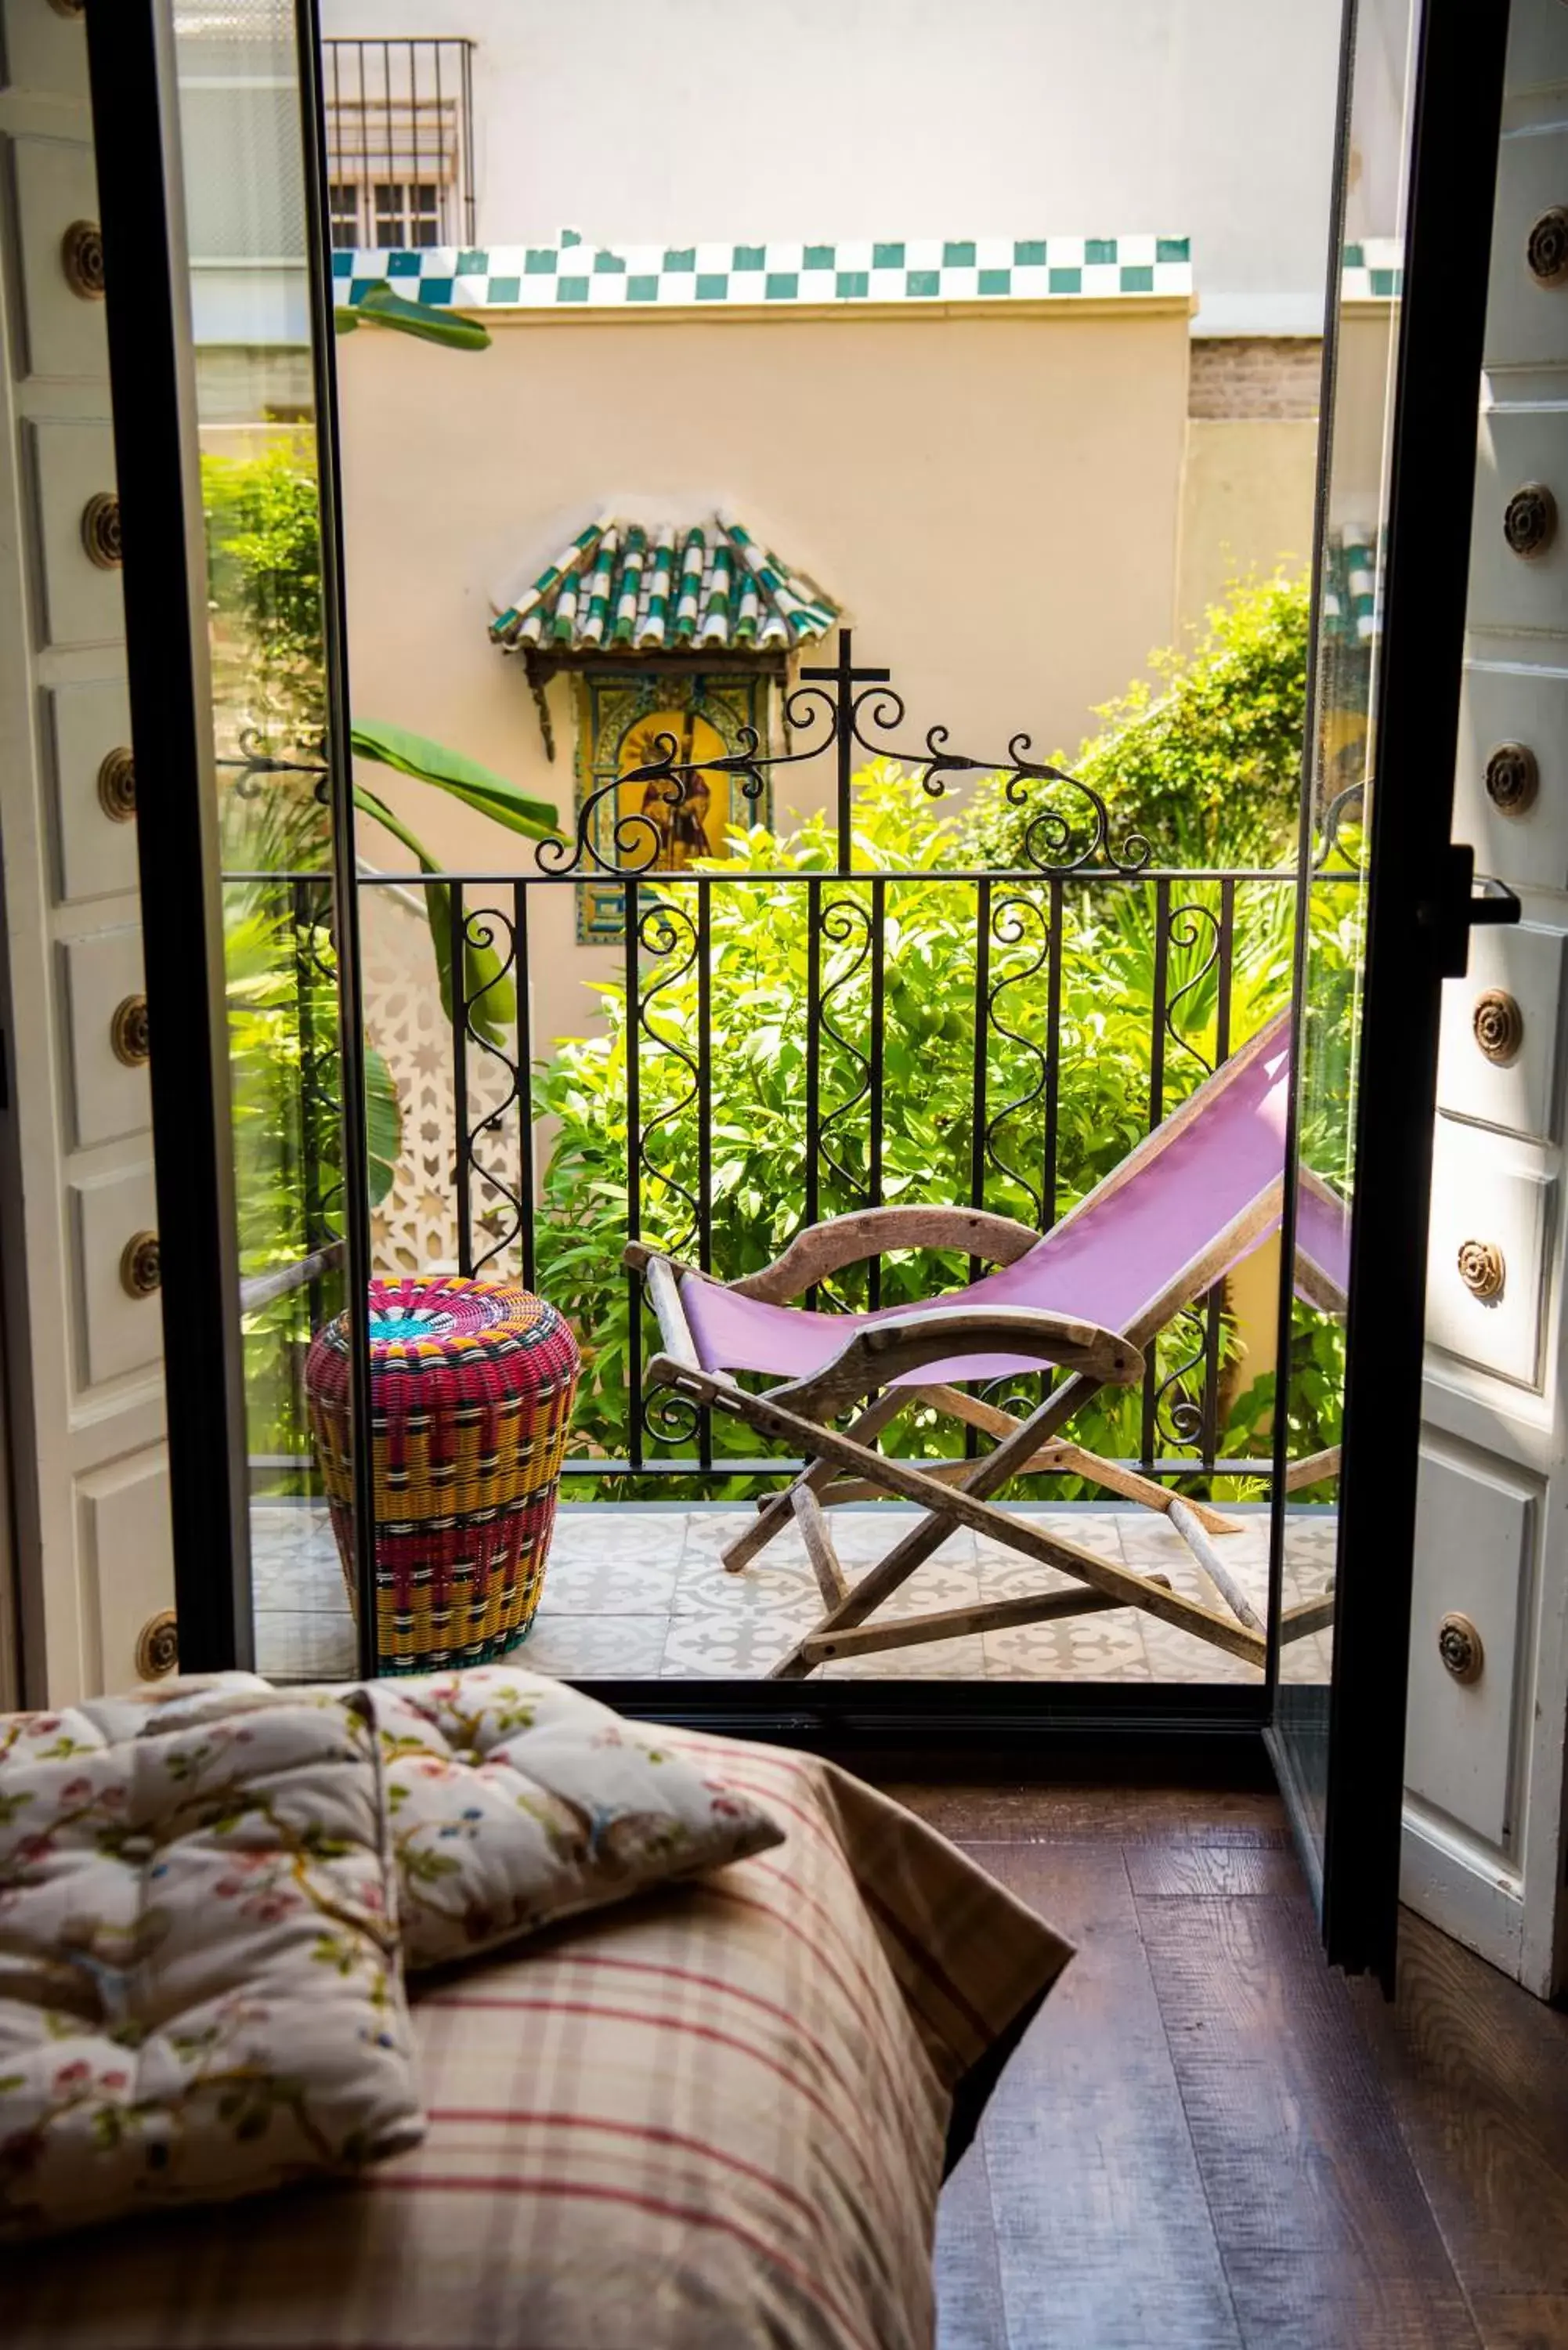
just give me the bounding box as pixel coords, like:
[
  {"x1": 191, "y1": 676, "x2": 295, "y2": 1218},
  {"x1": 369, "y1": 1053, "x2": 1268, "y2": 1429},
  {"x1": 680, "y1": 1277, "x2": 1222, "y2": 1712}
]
[
  {"x1": 173, "y1": 0, "x2": 360, "y2": 1681},
  {"x1": 1271, "y1": 0, "x2": 1421, "y2": 1867}
]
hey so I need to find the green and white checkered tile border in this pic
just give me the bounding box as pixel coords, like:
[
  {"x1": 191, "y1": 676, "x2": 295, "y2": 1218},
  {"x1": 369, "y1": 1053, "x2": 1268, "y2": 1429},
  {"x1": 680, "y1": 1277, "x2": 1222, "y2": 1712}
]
[
  {"x1": 334, "y1": 226, "x2": 1194, "y2": 311},
  {"x1": 1339, "y1": 239, "x2": 1404, "y2": 301}
]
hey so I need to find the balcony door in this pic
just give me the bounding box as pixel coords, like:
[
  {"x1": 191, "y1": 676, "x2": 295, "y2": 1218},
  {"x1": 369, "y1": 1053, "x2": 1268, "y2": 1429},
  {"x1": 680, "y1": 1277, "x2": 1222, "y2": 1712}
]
[
  {"x1": 1266, "y1": 0, "x2": 1512, "y2": 1986},
  {"x1": 87, "y1": 0, "x2": 1509, "y2": 1947},
  {"x1": 87, "y1": 0, "x2": 379, "y2": 1676}
]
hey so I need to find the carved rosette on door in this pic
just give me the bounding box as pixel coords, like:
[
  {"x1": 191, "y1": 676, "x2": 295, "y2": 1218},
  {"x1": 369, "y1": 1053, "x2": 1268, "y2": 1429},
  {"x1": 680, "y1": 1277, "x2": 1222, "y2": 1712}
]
[
  {"x1": 1456, "y1": 1237, "x2": 1506, "y2": 1303},
  {"x1": 1503, "y1": 481, "x2": 1558, "y2": 560},
  {"x1": 118, "y1": 1229, "x2": 160, "y2": 1299},
  {"x1": 79, "y1": 488, "x2": 121, "y2": 569},
  {"x1": 1483, "y1": 740, "x2": 1538, "y2": 815},
  {"x1": 110, "y1": 992, "x2": 149, "y2": 1067},
  {"x1": 135, "y1": 1610, "x2": 178, "y2": 1680},
  {"x1": 1472, "y1": 987, "x2": 1523, "y2": 1065},
  {"x1": 1526, "y1": 205, "x2": 1568, "y2": 287},
  {"x1": 97, "y1": 744, "x2": 135, "y2": 822},
  {"x1": 60, "y1": 218, "x2": 103, "y2": 301}
]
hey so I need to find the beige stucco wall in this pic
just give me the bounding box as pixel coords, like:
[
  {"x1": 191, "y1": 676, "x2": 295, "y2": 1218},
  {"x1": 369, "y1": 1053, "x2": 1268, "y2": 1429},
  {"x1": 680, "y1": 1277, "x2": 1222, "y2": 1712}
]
[
  {"x1": 336, "y1": 302, "x2": 1192, "y2": 1054},
  {"x1": 1329, "y1": 303, "x2": 1400, "y2": 517},
  {"x1": 1176, "y1": 418, "x2": 1319, "y2": 627},
  {"x1": 1173, "y1": 308, "x2": 1397, "y2": 637}
]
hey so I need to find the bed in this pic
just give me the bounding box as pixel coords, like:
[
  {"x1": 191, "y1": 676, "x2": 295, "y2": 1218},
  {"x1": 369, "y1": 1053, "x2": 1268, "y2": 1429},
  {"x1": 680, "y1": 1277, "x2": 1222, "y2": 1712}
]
[{"x1": 3, "y1": 1726, "x2": 1069, "y2": 2350}]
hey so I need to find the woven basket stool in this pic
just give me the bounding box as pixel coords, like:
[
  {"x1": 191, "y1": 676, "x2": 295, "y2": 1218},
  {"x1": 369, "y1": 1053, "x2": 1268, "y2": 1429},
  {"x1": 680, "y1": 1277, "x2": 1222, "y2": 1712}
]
[{"x1": 304, "y1": 1274, "x2": 580, "y2": 1672}]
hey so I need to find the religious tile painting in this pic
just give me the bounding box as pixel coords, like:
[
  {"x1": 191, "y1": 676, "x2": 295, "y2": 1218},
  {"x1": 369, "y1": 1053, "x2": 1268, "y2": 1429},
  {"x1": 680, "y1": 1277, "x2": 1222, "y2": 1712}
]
[{"x1": 573, "y1": 671, "x2": 773, "y2": 942}]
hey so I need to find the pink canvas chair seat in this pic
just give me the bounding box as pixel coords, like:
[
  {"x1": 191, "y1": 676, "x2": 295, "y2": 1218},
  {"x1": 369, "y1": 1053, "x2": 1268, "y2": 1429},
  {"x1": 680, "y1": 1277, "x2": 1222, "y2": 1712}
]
[{"x1": 681, "y1": 1017, "x2": 1349, "y2": 1387}]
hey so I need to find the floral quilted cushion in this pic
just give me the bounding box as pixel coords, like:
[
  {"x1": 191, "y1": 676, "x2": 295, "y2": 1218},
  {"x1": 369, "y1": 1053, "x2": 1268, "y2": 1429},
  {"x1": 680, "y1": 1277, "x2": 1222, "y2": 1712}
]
[
  {"x1": 0, "y1": 1683, "x2": 424, "y2": 2237},
  {"x1": 349, "y1": 1666, "x2": 784, "y2": 1968}
]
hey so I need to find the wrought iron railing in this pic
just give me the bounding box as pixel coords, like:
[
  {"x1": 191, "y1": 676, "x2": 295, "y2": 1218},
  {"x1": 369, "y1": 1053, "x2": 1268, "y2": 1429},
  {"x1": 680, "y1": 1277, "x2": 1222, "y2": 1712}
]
[{"x1": 331, "y1": 637, "x2": 1360, "y2": 1498}]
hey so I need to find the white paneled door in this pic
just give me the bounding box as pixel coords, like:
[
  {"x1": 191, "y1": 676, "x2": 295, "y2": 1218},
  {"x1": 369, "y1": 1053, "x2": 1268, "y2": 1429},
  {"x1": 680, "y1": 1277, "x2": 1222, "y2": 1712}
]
[{"x1": 1408, "y1": 0, "x2": 1568, "y2": 2000}]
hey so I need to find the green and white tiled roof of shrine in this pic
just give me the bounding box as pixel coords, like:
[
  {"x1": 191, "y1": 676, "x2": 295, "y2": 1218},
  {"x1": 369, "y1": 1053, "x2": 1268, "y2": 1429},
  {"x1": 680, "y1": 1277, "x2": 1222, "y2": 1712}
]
[
  {"x1": 491, "y1": 515, "x2": 840, "y2": 656},
  {"x1": 334, "y1": 229, "x2": 1404, "y2": 314}
]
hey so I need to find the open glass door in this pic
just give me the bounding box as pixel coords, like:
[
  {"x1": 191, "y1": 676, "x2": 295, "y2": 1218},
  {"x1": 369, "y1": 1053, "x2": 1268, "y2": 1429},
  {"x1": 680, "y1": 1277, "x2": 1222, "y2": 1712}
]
[
  {"x1": 1267, "y1": 0, "x2": 1512, "y2": 1983},
  {"x1": 88, "y1": 0, "x2": 378, "y2": 1676}
]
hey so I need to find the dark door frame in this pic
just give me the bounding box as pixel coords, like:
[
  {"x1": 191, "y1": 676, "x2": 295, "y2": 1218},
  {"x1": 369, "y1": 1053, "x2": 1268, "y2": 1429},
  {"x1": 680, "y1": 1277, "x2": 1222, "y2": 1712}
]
[
  {"x1": 1266, "y1": 0, "x2": 1512, "y2": 1987},
  {"x1": 85, "y1": 0, "x2": 253, "y2": 1672}
]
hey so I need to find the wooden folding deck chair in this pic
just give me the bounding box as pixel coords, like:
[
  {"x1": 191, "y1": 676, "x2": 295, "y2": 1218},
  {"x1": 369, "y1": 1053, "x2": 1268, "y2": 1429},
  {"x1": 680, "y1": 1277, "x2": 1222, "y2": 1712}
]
[{"x1": 627, "y1": 1014, "x2": 1351, "y2": 1679}]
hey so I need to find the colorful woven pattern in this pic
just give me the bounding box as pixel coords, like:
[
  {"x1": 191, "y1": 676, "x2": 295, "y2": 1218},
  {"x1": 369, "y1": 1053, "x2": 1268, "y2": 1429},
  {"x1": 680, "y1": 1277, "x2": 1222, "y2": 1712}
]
[{"x1": 305, "y1": 1277, "x2": 580, "y2": 1672}]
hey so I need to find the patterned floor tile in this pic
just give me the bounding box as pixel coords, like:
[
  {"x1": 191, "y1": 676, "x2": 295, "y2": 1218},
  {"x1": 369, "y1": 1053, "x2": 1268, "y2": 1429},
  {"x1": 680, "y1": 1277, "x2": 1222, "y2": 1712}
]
[
  {"x1": 982, "y1": 1618, "x2": 1083, "y2": 1679},
  {"x1": 857, "y1": 1554, "x2": 983, "y2": 1622},
  {"x1": 1278, "y1": 1629, "x2": 1335, "y2": 1683},
  {"x1": 1140, "y1": 1612, "x2": 1263, "y2": 1684},
  {"x1": 977, "y1": 1507, "x2": 1128, "y2": 1561},
  {"x1": 671, "y1": 1555, "x2": 822, "y2": 1623},
  {"x1": 675, "y1": 1510, "x2": 772, "y2": 1566},
  {"x1": 513, "y1": 1613, "x2": 670, "y2": 1679},
  {"x1": 819, "y1": 1632, "x2": 986, "y2": 1681},
  {"x1": 965, "y1": 1606, "x2": 1155, "y2": 1682},
  {"x1": 660, "y1": 1613, "x2": 805, "y2": 1678},
  {"x1": 547, "y1": 1509, "x2": 689, "y2": 1569},
  {"x1": 249, "y1": 1503, "x2": 345, "y2": 1613},
  {"x1": 534, "y1": 1546, "x2": 681, "y2": 1617},
  {"x1": 826, "y1": 1513, "x2": 977, "y2": 1571},
  {"x1": 1115, "y1": 1513, "x2": 1258, "y2": 1568},
  {"x1": 973, "y1": 1546, "x2": 1097, "y2": 1598},
  {"x1": 254, "y1": 1611, "x2": 356, "y2": 1681},
  {"x1": 244, "y1": 1506, "x2": 1328, "y2": 1685}
]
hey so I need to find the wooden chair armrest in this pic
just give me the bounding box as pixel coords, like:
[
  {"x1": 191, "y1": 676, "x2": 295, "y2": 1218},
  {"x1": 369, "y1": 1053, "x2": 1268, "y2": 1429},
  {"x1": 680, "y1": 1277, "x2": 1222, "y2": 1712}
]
[
  {"x1": 768, "y1": 1307, "x2": 1143, "y2": 1419},
  {"x1": 723, "y1": 1206, "x2": 1041, "y2": 1306}
]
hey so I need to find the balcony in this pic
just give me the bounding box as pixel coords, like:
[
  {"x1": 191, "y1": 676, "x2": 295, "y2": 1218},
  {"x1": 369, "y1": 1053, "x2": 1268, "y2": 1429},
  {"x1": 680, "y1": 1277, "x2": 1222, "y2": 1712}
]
[{"x1": 229, "y1": 615, "x2": 1355, "y2": 1688}]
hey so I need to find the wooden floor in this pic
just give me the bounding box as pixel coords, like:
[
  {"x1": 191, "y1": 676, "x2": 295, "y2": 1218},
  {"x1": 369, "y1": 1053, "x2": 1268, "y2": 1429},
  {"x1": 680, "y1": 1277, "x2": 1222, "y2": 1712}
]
[{"x1": 880, "y1": 1771, "x2": 1568, "y2": 2350}]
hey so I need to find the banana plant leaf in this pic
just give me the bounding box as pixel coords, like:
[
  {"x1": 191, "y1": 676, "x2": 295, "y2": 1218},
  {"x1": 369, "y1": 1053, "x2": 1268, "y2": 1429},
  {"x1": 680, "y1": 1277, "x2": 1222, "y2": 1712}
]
[
  {"x1": 334, "y1": 279, "x2": 491, "y2": 350},
  {"x1": 349, "y1": 719, "x2": 562, "y2": 843},
  {"x1": 352, "y1": 781, "x2": 518, "y2": 1051},
  {"x1": 363, "y1": 1043, "x2": 401, "y2": 1208}
]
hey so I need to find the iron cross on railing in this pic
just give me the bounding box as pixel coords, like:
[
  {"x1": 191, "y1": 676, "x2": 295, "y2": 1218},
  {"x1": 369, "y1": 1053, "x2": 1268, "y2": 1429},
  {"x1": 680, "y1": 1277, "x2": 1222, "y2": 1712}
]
[{"x1": 798, "y1": 628, "x2": 891, "y2": 866}]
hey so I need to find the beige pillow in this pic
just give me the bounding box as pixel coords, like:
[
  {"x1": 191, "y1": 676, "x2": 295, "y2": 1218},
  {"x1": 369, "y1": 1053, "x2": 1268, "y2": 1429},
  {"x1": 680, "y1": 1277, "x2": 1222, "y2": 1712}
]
[
  {"x1": 350, "y1": 1665, "x2": 783, "y2": 1968},
  {"x1": 0, "y1": 1683, "x2": 424, "y2": 2237}
]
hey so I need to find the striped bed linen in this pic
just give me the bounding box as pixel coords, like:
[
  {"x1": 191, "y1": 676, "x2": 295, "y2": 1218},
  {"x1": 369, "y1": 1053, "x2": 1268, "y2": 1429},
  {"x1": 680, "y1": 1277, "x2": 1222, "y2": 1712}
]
[{"x1": 4, "y1": 1730, "x2": 1071, "y2": 2350}]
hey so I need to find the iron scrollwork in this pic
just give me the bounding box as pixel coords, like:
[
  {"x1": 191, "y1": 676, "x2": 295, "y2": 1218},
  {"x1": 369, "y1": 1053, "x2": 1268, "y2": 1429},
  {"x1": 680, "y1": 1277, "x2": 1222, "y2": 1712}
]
[
  {"x1": 633, "y1": 896, "x2": 706, "y2": 1444},
  {"x1": 982, "y1": 891, "x2": 1052, "y2": 1226},
  {"x1": 533, "y1": 632, "x2": 1154, "y2": 888},
  {"x1": 1163, "y1": 898, "x2": 1223, "y2": 1081},
  {"x1": 1151, "y1": 1303, "x2": 1211, "y2": 1454},
  {"x1": 460, "y1": 902, "x2": 526, "y2": 1277},
  {"x1": 815, "y1": 895, "x2": 876, "y2": 1227}
]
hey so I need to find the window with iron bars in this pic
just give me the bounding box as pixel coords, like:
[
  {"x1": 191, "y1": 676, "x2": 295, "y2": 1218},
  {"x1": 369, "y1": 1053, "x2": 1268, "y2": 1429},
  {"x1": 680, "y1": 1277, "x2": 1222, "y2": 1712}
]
[{"x1": 323, "y1": 38, "x2": 476, "y2": 248}]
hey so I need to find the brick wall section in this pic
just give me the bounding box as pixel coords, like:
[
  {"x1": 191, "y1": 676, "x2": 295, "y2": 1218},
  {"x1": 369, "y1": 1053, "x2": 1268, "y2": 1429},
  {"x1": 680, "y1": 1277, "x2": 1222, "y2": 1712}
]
[{"x1": 1188, "y1": 337, "x2": 1323, "y2": 420}]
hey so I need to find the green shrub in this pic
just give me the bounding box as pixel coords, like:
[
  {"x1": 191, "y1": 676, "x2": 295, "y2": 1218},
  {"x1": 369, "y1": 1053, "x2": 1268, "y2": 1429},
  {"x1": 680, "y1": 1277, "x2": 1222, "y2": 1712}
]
[
  {"x1": 533, "y1": 768, "x2": 1335, "y2": 1498},
  {"x1": 202, "y1": 443, "x2": 326, "y2": 747},
  {"x1": 963, "y1": 572, "x2": 1311, "y2": 872}
]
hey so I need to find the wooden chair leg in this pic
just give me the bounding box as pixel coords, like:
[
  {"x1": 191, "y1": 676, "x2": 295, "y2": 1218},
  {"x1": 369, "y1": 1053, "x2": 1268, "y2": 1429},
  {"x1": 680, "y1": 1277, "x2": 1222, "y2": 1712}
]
[
  {"x1": 916, "y1": 1383, "x2": 1245, "y2": 1534},
  {"x1": 1284, "y1": 1445, "x2": 1342, "y2": 1492},
  {"x1": 1166, "y1": 1498, "x2": 1263, "y2": 1635},
  {"x1": 721, "y1": 1386, "x2": 907, "y2": 1573},
  {"x1": 1281, "y1": 1589, "x2": 1335, "y2": 1641},
  {"x1": 791, "y1": 1486, "x2": 847, "y2": 1610},
  {"x1": 655, "y1": 1360, "x2": 1265, "y2": 1678},
  {"x1": 800, "y1": 1575, "x2": 1174, "y2": 1666},
  {"x1": 728, "y1": 1393, "x2": 1268, "y2": 1679}
]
